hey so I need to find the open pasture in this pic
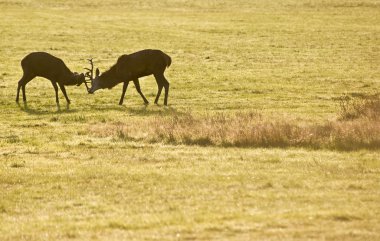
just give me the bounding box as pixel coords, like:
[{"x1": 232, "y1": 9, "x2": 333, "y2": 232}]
[{"x1": 0, "y1": 0, "x2": 379, "y2": 240}]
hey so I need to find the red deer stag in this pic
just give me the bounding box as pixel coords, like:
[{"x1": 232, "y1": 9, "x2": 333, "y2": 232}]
[
  {"x1": 88, "y1": 49, "x2": 171, "y2": 106},
  {"x1": 16, "y1": 52, "x2": 88, "y2": 105}
]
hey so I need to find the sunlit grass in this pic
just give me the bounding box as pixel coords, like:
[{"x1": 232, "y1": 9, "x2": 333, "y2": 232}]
[{"x1": 0, "y1": 0, "x2": 379, "y2": 240}]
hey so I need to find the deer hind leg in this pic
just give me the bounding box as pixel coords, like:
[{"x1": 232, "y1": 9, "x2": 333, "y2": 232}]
[
  {"x1": 16, "y1": 73, "x2": 34, "y2": 103},
  {"x1": 154, "y1": 83, "x2": 163, "y2": 105},
  {"x1": 153, "y1": 73, "x2": 164, "y2": 105},
  {"x1": 163, "y1": 77, "x2": 170, "y2": 106},
  {"x1": 58, "y1": 83, "x2": 70, "y2": 104},
  {"x1": 133, "y1": 79, "x2": 149, "y2": 105},
  {"x1": 154, "y1": 73, "x2": 170, "y2": 106},
  {"x1": 16, "y1": 77, "x2": 23, "y2": 103}
]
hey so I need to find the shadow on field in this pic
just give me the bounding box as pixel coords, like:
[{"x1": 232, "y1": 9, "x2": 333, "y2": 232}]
[
  {"x1": 89, "y1": 104, "x2": 129, "y2": 112},
  {"x1": 126, "y1": 106, "x2": 185, "y2": 116},
  {"x1": 18, "y1": 102, "x2": 78, "y2": 115},
  {"x1": 88, "y1": 104, "x2": 185, "y2": 116}
]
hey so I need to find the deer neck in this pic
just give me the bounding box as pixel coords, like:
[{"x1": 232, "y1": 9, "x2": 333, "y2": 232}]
[{"x1": 101, "y1": 68, "x2": 122, "y2": 89}]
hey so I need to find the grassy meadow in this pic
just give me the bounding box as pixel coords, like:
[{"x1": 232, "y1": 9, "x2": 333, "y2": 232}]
[{"x1": 0, "y1": 0, "x2": 379, "y2": 240}]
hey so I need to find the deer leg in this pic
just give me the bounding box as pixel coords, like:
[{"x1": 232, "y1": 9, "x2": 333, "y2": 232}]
[
  {"x1": 133, "y1": 79, "x2": 149, "y2": 105},
  {"x1": 51, "y1": 81, "x2": 59, "y2": 105},
  {"x1": 154, "y1": 73, "x2": 169, "y2": 105},
  {"x1": 58, "y1": 83, "x2": 70, "y2": 104},
  {"x1": 21, "y1": 85, "x2": 27, "y2": 102},
  {"x1": 119, "y1": 81, "x2": 129, "y2": 105},
  {"x1": 154, "y1": 84, "x2": 163, "y2": 105},
  {"x1": 163, "y1": 78, "x2": 170, "y2": 106},
  {"x1": 153, "y1": 73, "x2": 164, "y2": 104},
  {"x1": 16, "y1": 75, "x2": 25, "y2": 103},
  {"x1": 16, "y1": 81, "x2": 22, "y2": 103},
  {"x1": 17, "y1": 74, "x2": 34, "y2": 103}
]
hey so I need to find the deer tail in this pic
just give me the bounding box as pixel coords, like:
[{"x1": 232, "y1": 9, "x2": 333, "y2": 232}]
[{"x1": 164, "y1": 53, "x2": 172, "y2": 68}]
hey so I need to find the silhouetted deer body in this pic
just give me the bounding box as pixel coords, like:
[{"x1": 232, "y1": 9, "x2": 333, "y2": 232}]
[
  {"x1": 88, "y1": 49, "x2": 171, "y2": 105},
  {"x1": 16, "y1": 52, "x2": 85, "y2": 105}
]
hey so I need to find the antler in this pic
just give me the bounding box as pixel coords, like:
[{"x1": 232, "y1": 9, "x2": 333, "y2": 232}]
[
  {"x1": 83, "y1": 58, "x2": 94, "y2": 92},
  {"x1": 84, "y1": 58, "x2": 94, "y2": 80}
]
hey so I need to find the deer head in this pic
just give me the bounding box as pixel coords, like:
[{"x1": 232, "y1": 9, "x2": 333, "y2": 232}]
[
  {"x1": 74, "y1": 72, "x2": 85, "y2": 86},
  {"x1": 88, "y1": 68, "x2": 103, "y2": 94}
]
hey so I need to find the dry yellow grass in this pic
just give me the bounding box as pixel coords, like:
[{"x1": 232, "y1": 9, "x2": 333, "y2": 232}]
[
  {"x1": 1, "y1": 0, "x2": 379, "y2": 240},
  {"x1": 89, "y1": 95, "x2": 380, "y2": 150},
  {"x1": 338, "y1": 93, "x2": 380, "y2": 120}
]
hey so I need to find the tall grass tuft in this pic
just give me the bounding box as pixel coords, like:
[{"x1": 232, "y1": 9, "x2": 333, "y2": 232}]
[
  {"x1": 338, "y1": 93, "x2": 380, "y2": 120},
  {"x1": 89, "y1": 95, "x2": 380, "y2": 150},
  {"x1": 150, "y1": 112, "x2": 379, "y2": 150}
]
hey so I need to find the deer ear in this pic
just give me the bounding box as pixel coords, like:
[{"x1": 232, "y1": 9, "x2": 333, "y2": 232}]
[{"x1": 96, "y1": 68, "x2": 100, "y2": 77}]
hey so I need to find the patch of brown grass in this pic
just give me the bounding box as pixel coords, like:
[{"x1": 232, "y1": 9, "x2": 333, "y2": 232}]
[
  {"x1": 148, "y1": 112, "x2": 379, "y2": 150},
  {"x1": 88, "y1": 95, "x2": 380, "y2": 150},
  {"x1": 337, "y1": 93, "x2": 380, "y2": 120}
]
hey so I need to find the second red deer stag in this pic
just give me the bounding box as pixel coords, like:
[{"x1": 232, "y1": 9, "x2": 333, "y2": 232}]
[
  {"x1": 16, "y1": 52, "x2": 87, "y2": 105},
  {"x1": 88, "y1": 49, "x2": 171, "y2": 106}
]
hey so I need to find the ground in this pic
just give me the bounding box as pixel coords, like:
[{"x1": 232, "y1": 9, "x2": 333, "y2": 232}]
[{"x1": 0, "y1": 0, "x2": 379, "y2": 240}]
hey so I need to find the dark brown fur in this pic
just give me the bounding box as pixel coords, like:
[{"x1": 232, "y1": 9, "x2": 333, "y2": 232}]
[
  {"x1": 89, "y1": 49, "x2": 171, "y2": 105},
  {"x1": 16, "y1": 52, "x2": 85, "y2": 105}
]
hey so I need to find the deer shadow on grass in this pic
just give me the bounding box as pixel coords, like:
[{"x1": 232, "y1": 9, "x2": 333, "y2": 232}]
[
  {"x1": 125, "y1": 105, "x2": 185, "y2": 117},
  {"x1": 88, "y1": 103, "x2": 185, "y2": 116},
  {"x1": 18, "y1": 102, "x2": 78, "y2": 115}
]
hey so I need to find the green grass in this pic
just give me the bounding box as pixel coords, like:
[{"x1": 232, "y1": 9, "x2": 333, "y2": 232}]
[
  {"x1": 0, "y1": 0, "x2": 379, "y2": 240},
  {"x1": 1, "y1": 147, "x2": 380, "y2": 240}
]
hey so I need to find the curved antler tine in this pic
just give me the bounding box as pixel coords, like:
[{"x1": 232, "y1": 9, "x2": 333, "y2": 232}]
[
  {"x1": 84, "y1": 58, "x2": 95, "y2": 81},
  {"x1": 84, "y1": 81, "x2": 90, "y2": 91}
]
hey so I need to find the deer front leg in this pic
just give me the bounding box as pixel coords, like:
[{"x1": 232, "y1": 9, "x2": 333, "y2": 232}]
[
  {"x1": 154, "y1": 73, "x2": 169, "y2": 105},
  {"x1": 119, "y1": 81, "x2": 129, "y2": 105},
  {"x1": 51, "y1": 81, "x2": 59, "y2": 105},
  {"x1": 133, "y1": 79, "x2": 149, "y2": 105},
  {"x1": 58, "y1": 83, "x2": 70, "y2": 104}
]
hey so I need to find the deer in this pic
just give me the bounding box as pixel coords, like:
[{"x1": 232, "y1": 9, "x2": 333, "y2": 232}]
[
  {"x1": 16, "y1": 52, "x2": 90, "y2": 105},
  {"x1": 87, "y1": 49, "x2": 171, "y2": 106}
]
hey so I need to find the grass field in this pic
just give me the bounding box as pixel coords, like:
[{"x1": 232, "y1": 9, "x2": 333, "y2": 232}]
[{"x1": 0, "y1": 0, "x2": 379, "y2": 240}]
